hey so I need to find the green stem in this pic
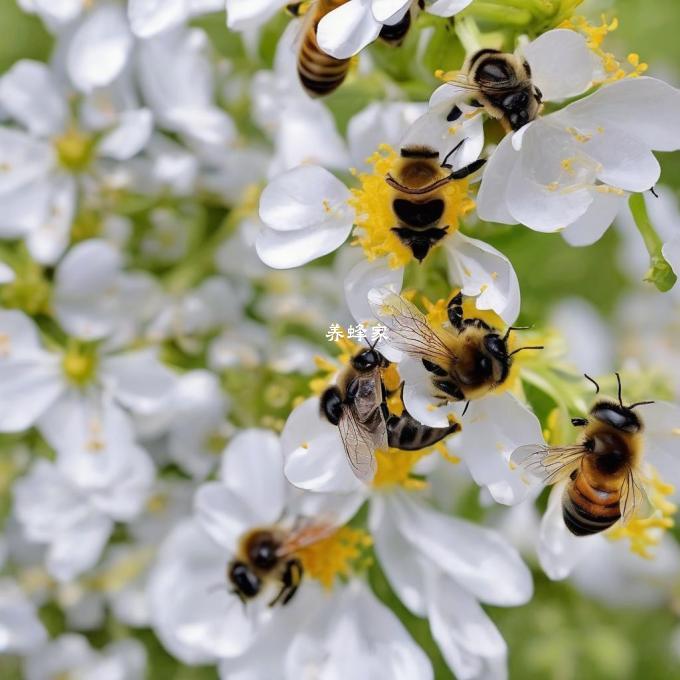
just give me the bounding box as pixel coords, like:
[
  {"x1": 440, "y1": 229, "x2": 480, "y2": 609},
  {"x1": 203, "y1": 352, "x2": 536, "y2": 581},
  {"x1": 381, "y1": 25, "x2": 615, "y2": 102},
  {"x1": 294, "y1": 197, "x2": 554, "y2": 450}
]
[{"x1": 628, "y1": 193, "x2": 677, "y2": 292}]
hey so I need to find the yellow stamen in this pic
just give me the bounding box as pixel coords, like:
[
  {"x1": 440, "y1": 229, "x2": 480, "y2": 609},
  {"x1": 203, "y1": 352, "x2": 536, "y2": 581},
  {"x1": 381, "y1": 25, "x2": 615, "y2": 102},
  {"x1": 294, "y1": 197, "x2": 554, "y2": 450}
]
[
  {"x1": 53, "y1": 127, "x2": 96, "y2": 172},
  {"x1": 297, "y1": 526, "x2": 372, "y2": 589},
  {"x1": 607, "y1": 467, "x2": 677, "y2": 558},
  {"x1": 349, "y1": 145, "x2": 474, "y2": 268},
  {"x1": 62, "y1": 345, "x2": 98, "y2": 387}
]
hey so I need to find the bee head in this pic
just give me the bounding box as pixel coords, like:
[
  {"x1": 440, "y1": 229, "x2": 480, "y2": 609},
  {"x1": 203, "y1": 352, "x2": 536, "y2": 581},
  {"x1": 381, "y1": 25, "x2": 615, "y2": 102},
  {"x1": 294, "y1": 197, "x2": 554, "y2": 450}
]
[
  {"x1": 482, "y1": 333, "x2": 511, "y2": 384},
  {"x1": 590, "y1": 401, "x2": 642, "y2": 434},
  {"x1": 350, "y1": 348, "x2": 385, "y2": 372},
  {"x1": 229, "y1": 561, "x2": 261, "y2": 599},
  {"x1": 245, "y1": 530, "x2": 280, "y2": 571}
]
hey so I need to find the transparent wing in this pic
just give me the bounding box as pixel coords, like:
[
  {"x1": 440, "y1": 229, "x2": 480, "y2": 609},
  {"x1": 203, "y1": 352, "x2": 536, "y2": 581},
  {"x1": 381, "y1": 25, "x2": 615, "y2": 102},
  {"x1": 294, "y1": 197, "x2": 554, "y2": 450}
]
[
  {"x1": 512, "y1": 444, "x2": 587, "y2": 486},
  {"x1": 277, "y1": 521, "x2": 336, "y2": 557},
  {"x1": 351, "y1": 370, "x2": 383, "y2": 423},
  {"x1": 447, "y1": 74, "x2": 522, "y2": 95},
  {"x1": 373, "y1": 292, "x2": 456, "y2": 365},
  {"x1": 620, "y1": 468, "x2": 652, "y2": 525},
  {"x1": 338, "y1": 405, "x2": 384, "y2": 483}
]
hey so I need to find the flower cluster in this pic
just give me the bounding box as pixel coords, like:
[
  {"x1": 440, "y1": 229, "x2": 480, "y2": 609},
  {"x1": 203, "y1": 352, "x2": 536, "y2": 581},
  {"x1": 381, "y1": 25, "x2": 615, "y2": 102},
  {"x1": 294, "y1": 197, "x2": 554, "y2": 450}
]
[{"x1": 1, "y1": 1, "x2": 680, "y2": 679}]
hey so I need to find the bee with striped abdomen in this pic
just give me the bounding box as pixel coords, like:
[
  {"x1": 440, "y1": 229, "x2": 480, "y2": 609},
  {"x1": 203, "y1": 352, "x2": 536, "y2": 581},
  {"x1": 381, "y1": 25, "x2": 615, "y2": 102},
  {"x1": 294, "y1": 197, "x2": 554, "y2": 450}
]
[{"x1": 512, "y1": 374, "x2": 655, "y2": 536}]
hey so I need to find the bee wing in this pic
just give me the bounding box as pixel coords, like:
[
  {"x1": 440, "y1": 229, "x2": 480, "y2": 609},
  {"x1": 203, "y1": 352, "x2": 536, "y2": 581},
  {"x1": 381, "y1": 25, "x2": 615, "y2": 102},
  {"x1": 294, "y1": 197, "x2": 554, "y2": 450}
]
[
  {"x1": 338, "y1": 405, "x2": 384, "y2": 483},
  {"x1": 448, "y1": 74, "x2": 523, "y2": 95},
  {"x1": 511, "y1": 444, "x2": 587, "y2": 486},
  {"x1": 277, "y1": 520, "x2": 337, "y2": 556},
  {"x1": 350, "y1": 370, "x2": 384, "y2": 423},
  {"x1": 370, "y1": 291, "x2": 456, "y2": 366},
  {"x1": 620, "y1": 468, "x2": 652, "y2": 525}
]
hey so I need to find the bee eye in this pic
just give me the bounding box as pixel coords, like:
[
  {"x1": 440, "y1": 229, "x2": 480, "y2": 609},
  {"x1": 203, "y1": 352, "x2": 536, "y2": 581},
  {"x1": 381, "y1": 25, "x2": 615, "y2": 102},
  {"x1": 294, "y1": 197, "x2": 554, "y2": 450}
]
[{"x1": 476, "y1": 355, "x2": 492, "y2": 376}]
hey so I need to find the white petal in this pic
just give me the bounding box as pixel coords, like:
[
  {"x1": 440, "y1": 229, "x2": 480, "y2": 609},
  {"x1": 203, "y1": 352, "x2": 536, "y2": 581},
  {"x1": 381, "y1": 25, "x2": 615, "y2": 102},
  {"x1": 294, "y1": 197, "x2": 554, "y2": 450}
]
[
  {"x1": 345, "y1": 257, "x2": 403, "y2": 324},
  {"x1": 194, "y1": 482, "x2": 261, "y2": 551},
  {"x1": 448, "y1": 392, "x2": 544, "y2": 505},
  {"x1": 98, "y1": 109, "x2": 153, "y2": 161},
  {"x1": 522, "y1": 29, "x2": 598, "y2": 101},
  {"x1": 372, "y1": 0, "x2": 409, "y2": 22},
  {"x1": 425, "y1": 569, "x2": 507, "y2": 680},
  {"x1": 476, "y1": 134, "x2": 519, "y2": 225},
  {"x1": 387, "y1": 492, "x2": 533, "y2": 605},
  {"x1": 0, "y1": 128, "x2": 54, "y2": 195},
  {"x1": 0, "y1": 179, "x2": 51, "y2": 238},
  {"x1": 445, "y1": 231, "x2": 521, "y2": 324},
  {"x1": 226, "y1": 0, "x2": 286, "y2": 30},
  {"x1": 102, "y1": 349, "x2": 177, "y2": 414},
  {"x1": 128, "y1": 0, "x2": 189, "y2": 38},
  {"x1": 25, "y1": 174, "x2": 76, "y2": 265},
  {"x1": 559, "y1": 77, "x2": 680, "y2": 151},
  {"x1": 0, "y1": 579, "x2": 47, "y2": 654},
  {"x1": 640, "y1": 402, "x2": 680, "y2": 491},
  {"x1": 67, "y1": 4, "x2": 133, "y2": 92},
  {"x1": 281, "y1": 398, "x2": 365, "y2": 493},
  {"x1": 561, "y1": 191, "x2": 624, "y2": 246},
  {"x1": 537, "y1": 483, "x2": 598, "y2": 580},
  {"x1": 370, "y1": 497, "x2": 428, "y2": 615},
  {"x1": 347, "y1": 102, "x2": 426, "y2": 170},
  {"x1": 427, "y1": 0, "x2": 475, "y2": 16},
  {"x1": 317, "y1": 0, "x2": 382, "y2": 59},
  {"x1": 0, "y1": 60, "x2": 66, "y2": 136},
  {"x1": 0, "y1": 262, "x2": 14, "y2": 284},
  {"x1": 219, "y1": 429, "x2": 287, "y2": 523}
]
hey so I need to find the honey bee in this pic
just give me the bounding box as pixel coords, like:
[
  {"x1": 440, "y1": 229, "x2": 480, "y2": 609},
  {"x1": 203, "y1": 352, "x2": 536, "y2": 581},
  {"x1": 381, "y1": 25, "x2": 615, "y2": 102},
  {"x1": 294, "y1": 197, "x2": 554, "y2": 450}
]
[
  {"x1": 289, "y1": 0, "x2": 352, "y2": 98},
  {"x1": 370, "y1": 290, "x2": 542, "y2": 407},
  {"x1": 228, "y1": 522, "x2": 333, "y2": 606},
  {"x1": 446, "y1": 49, "x2": 543, "y2": 132},
  {"x1": 386, "y1": 142, "x2": 486, "y2": 262},
  {"x1": 320, "y1": 344, "x2": 460, "y2": 481},
  {"x1": 512, "y1": 374, "x2": 655, "y2": 536}
]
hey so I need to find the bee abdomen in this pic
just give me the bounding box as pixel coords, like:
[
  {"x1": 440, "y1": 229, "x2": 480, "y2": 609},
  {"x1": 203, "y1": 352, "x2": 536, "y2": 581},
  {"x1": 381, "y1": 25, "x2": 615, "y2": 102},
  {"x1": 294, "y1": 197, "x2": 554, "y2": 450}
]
[
  {"x1": 386, "y1": 411, "x2": 459, "y2": 451},
  {"x1": 378, "y1": 9, "x2": 411, "y2": 45},
  {"x1": 298, "y1": 4, "x2": 351, "y2": 98},
  {"x1": 563, "y1": 478, "x2": 620, "y2": 536}
]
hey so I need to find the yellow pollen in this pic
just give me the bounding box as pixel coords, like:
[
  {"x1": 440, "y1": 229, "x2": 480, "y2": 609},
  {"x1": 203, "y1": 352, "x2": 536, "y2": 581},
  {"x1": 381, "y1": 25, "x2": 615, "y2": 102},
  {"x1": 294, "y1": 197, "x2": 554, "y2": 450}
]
[
  {"x1": 566, "y1": 127, "x2": 592, "y2": 144},
  {"x1": 146, "y1": 493, "x2": 169, "y2": 514},
  {"x1": 86, "y1": 420, "x2": 105, "y2": 453},
  {"x1": 561, "y1": 158, "x2": 577, "y2": 175},
  {"x1": 62, "y1": 346, "x2": 98, "y2": 387},
  {"x1": 373, "y1": 448, "x2": 431, "y2": 490},
  {"x1": 608, "y1": 468, "x2": 677, "y2": 559},
  {"x1": 297, "y1": 526, "x2": 372, "y2": 589},
  {"x1": 349, "y1": 145, "x2": 474, "y2": 268},
  {"x1": 322, "y1": 199, "x2": 332, "y2": 213},
  {"x1": 53, "y1": 127, "x2": 96, "y2": 172}
]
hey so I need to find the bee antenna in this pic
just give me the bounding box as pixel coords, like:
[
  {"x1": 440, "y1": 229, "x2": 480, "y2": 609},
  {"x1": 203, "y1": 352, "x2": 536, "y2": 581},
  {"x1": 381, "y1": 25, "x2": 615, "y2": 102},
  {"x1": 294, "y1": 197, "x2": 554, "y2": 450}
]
[
  {"x1": 502, "y1": 325, "x2": 531, "y2": 342},
  {"x1": 508, "y1": 345, "x2": 543, "y2": 357},
  {"x1": 584, "y1": 373, "x2": 600, "y2": 394},
  {"x1": 629, "y1": 400, "x2": 655, "y2": 410},
  {"x1": 461, "y1": 400, "x2": 471, "y2": 417},
  {"x1": 441, "y1": 138, "x2": 467, "y2": 170},
  {"x1": 615, "y1": 372, "x2": 623, "y2": 408}
]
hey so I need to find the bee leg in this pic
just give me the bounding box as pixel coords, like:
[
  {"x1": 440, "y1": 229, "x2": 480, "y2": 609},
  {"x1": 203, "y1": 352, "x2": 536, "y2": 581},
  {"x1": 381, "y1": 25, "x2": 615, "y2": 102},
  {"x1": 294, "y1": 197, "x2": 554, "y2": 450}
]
[
  {"x1": 273, "y1": 558, "x2": 304, "y2": 607},
  {"x1": 434, "y1": 379, "x2": 465, "y2": 401},
  {"x1": 422, "y1": 358, "x2": 448, "y2": 376},
  {"x1": 571, "y1": 417, "x2": 588, "y2": 427},
  {"x1": 447, "y1": 292, "x2": 464, "y2": 330},
  {"x1": 449, "y1": 158, "x2": 487, "y2": 181}
]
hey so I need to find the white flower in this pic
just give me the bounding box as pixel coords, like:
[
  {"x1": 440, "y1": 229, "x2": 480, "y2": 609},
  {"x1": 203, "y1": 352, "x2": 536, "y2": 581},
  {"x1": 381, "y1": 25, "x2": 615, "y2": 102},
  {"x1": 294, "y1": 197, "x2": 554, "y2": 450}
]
[
  {"x1": 477, "y1": 77, "x2": 680, "y2": 244},
  {"x1": 0, "y1": 578, "x2": 47, "y2": 654},
  {"x1": 251, "y1": 23, "x2": 350, "y2": 176},
  {"x1": 149, "y1": 428, "x2": 360, "y2": 664},
  {"x1": 54, "y1": 238, "x2": 160, "y2": 344},
  {"x1": 0, "y1": 310, "x2": 175, "y2": 487},
  {"x1": 317, "y1": 0, "x2": 474, "y2": 60},
  {"x1": 281, "y1": 402, "x2": 533, "y2": 680},
  {"x1": 14, "y1": 453, "x2": 154, "y2": 581},
  {"x1": 283, "y1": 579, "x2": 434, "y2": 680},
  {"x1": 0, "y1": 60, "x2": 151, "y2": 263},
  {"x1": 17, "y1": 0, "x2": 88, "y2": 30},
  {"x1": 137, "y1": 25, "x2": 237, "y2": 148},
  {"x1": 511, "y1": 400, "x2": 680, "y2": 579},
  {"x1": 24, "y1": 634, "x2": 146, "y2": 680},
  {"x1": 128, "y1": 0, "x2": 223, "y2": 38}
]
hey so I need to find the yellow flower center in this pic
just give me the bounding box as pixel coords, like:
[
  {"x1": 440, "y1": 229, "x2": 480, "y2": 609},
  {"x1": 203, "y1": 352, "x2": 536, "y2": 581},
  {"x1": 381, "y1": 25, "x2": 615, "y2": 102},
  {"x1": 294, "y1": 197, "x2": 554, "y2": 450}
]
[
  {"x1": 297, "y1": 526, "x2": 372, "y2": 589},
  {"x1": 373, "y1": 441, "x2": 459, "y2": 490},
  {"x1": 607, "y1": 467, "x2": 677, "y2": 559},
  {"x1": 561, "y1": 15, "x2": 648, "y2": 83},
  {"x1": 54, "y1": 127, "x2": 96, "y2": 172},
  {"x1": 62, "y1": 345, "x2": 99, "y2": 387},
  {"x1": 348, "y1": 145, "x2": 475, "y2": 269}
]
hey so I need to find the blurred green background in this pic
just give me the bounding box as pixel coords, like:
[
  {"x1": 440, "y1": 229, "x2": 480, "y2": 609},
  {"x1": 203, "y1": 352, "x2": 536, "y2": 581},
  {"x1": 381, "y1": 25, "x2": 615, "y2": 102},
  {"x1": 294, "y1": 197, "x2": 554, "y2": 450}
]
[{"x1": 1, "y1": 0, "x2": 679, "y2": 678}]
